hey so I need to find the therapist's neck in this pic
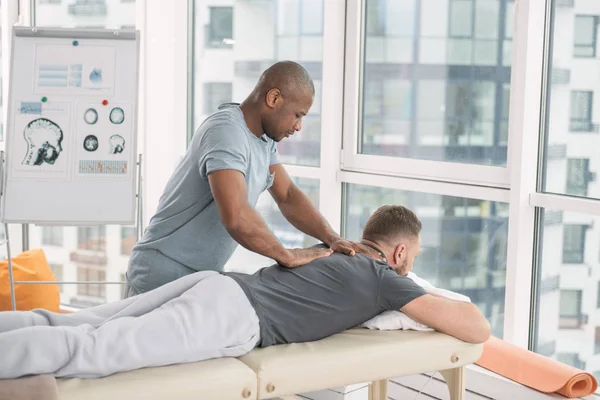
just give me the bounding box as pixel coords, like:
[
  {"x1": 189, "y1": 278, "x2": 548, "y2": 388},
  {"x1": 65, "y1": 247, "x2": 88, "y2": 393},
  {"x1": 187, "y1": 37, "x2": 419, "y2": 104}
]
[{"x1": 240, "y1": 97, "x2": 264, "y2": 138}]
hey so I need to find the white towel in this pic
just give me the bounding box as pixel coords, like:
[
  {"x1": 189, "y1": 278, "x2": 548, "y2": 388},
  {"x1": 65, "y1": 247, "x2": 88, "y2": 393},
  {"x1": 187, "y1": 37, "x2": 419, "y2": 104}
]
[{"x1": 361, "y1": 272, "x2": 471, "y2": 332}]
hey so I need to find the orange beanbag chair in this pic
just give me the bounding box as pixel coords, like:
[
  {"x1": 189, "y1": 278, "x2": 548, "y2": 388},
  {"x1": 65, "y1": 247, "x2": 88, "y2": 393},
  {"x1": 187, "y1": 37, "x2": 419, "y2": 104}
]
[{"x1": 0, "y1": 248, "x2": 60, "y2": 312}]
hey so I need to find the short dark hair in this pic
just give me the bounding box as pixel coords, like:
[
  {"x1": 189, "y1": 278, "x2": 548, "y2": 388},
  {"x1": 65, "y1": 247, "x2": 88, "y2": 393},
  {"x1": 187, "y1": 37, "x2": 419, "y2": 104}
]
[
  {"x1": 257, "y1": 60, "x2": 315, "y2": 98},
  {"x1": 362, "y1": 205, "x2": 422, "y2": 243}
]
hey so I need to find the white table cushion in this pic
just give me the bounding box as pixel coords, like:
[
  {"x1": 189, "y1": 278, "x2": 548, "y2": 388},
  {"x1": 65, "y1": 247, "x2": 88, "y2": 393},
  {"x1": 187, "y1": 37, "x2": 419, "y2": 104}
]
[
  {"x1": 238, "y1": 328, "x2": 483, "y2": 398},
  {"x1": 57, "y1": 357, "x2": 257, "y2": 400}
]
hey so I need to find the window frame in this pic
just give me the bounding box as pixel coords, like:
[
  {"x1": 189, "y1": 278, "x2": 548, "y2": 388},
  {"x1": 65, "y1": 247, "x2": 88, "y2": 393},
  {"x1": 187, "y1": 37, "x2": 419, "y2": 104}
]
[{"x1": 342, "y1": 0, "x2": 511, "y2": 188}]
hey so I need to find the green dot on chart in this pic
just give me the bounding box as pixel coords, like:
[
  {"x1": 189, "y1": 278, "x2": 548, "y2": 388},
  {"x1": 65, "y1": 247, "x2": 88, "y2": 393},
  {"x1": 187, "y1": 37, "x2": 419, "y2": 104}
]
[{"x1": 41, "y1": 97, "x2": 47, "y2": 103}]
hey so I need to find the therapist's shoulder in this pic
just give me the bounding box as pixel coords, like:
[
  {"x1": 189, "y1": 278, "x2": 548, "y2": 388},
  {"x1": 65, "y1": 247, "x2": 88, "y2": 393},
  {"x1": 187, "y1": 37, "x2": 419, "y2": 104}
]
[{"x1": 190, "y1": 104, "x2": 249, "y2": 147}]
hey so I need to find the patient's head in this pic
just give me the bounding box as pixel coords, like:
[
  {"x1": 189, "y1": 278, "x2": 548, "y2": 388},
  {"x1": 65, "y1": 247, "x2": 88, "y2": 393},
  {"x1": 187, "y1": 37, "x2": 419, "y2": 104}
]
[{"x1": 361, "y1": 205, "x2": 421, "y2": 276}]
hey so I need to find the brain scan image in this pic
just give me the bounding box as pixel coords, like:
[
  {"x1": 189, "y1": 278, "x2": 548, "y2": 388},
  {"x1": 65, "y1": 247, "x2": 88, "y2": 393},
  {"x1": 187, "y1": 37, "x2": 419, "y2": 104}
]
[
  {"x1": 22, "y1": 118, "x2": 64, "y2": 166},
  {"x1": 84, "y1": 108, "x2": 98, "y2": 125},
  {"x1": 109, "y1": 134, "x2": 125, "y2": 154},
  {"x1": 109, "y1": 107, "x2": 125, "y2": 124},
  {"x1": 89, "y1": 68, "x2": 103, "y2": 84},
  {"x1": 83, "y1": 135, "x2": 99, "y2": 152}
]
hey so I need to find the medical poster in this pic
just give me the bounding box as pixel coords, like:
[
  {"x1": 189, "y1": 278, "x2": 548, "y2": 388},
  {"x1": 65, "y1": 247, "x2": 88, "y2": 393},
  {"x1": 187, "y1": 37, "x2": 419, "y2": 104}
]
[
  {"x1": 75, "y1": 101, "x2": 132, "y2": 177},
  {"x1": 34, "y1": 44, "x2": 116, "y2": 96},
  {"x1": 9, "y1": 100, "x2": 71, "y2": 179},
  {"x1": 3, "y1": 27, "x2": 139, "y2": 225}
]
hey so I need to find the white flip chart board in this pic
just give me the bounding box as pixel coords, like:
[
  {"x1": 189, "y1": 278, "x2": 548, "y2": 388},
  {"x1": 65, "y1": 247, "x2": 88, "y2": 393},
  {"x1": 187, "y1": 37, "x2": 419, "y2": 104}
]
[{"x1": 2, "y1": 27, "x2": 140, "y2": 225}]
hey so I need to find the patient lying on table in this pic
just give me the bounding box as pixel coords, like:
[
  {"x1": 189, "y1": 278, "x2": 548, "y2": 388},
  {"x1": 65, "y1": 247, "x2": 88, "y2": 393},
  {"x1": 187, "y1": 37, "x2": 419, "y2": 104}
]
[{"x1": 0, "y1": 205, "x2": 490, "y2": 379}]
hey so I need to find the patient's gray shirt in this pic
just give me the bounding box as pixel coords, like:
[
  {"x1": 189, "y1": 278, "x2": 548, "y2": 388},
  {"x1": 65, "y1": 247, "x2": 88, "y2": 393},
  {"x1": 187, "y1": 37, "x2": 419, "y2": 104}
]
[
  {"x1": 225, "y1": 246, "x2": 427, "y2": 347},
  {"x1": 127, "y1": 103, "x2": 280, "y2": 294}
]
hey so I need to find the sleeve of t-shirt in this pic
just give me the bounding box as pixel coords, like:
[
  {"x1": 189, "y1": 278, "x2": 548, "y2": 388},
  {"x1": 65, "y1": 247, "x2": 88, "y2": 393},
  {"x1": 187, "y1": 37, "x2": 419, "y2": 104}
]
[
  {"x1": 377, "y1": 268, "x2": 427, "y2": 310},
  {"x1": 197, "y1": 124, "x2": 249, "y2": 180},
  {"x1": 269, "y1": 140, "x2": 280, "y2": 166}
]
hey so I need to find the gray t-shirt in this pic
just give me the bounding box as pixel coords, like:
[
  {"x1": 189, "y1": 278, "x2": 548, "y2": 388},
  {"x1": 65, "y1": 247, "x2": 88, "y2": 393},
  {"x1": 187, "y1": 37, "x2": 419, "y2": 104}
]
[
  {"x1": 127, "y1": 103, "x2": 280, "y2": 293},
  {"x1": 225, "y1": 246, "x2": 427, "y2": 347}
]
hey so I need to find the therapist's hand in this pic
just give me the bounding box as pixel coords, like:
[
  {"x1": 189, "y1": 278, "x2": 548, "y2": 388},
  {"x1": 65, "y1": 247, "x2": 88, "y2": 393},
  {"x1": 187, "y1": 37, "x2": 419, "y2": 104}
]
[{"x1": 278, "y1": 247, "x2": 334, "y2": 268}]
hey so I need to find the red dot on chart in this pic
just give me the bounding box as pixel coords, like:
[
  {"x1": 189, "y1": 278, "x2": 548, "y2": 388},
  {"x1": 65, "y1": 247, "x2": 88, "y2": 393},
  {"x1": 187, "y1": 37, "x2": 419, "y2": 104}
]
[{"x1": 102, "y1": 100, "x2": 109, "y2": 106}]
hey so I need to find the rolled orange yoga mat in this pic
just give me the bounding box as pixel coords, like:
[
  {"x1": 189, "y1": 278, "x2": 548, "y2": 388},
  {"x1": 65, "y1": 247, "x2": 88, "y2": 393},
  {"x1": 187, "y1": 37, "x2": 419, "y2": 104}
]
[{"x1": 475, "y1": 336, "x2": 598, "y2": 398}]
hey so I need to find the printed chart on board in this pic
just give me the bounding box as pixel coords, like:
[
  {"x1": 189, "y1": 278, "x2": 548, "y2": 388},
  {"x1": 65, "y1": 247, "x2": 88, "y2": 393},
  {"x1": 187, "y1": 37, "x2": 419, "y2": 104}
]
[
  {"x1": 33, "y1": 44, "x2": 116, "y2": 96},
  {"x1": 2, "y1": 28, "x2": 139, "y2": 225}
]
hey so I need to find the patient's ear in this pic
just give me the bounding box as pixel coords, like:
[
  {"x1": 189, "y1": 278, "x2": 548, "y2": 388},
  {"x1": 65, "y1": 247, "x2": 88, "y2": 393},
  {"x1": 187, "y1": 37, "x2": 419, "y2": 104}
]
[{"x1": 393, "y1": 243, "x2": 406, "y2": 265}]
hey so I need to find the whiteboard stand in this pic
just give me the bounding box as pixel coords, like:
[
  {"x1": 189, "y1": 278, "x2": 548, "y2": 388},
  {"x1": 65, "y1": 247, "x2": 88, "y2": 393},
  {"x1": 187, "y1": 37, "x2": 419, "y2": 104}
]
[
  {"x1": 22, "y1": 224, "x2": 29, "y2": 251},
  {"x1": 0, "y1": 151, "x2": 17, "y2": 311},
  {"x1": 3, "y1": 153, "x2": 144, "y2": 311},
  {"x1": 4, "y1": 221, "x2": 16, "y2": 311}
]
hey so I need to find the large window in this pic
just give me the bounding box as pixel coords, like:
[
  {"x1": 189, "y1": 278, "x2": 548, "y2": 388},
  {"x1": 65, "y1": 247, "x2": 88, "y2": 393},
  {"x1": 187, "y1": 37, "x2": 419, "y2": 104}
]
[
  {"x1": 359, "y1": 0, "x2": 513, "y2": 166},
  {"x1": 533, "y1": 0, "x2": 600, "y2": 373},
  {"x1": 343, "y1": 183, "x2": 508, "y2": 338},
  {"x1": 574, "y1": 15, "x2": 598, "y2": 58},
  {"x1": 192, "y1": 0, "x2": 324, "y2": 167}
]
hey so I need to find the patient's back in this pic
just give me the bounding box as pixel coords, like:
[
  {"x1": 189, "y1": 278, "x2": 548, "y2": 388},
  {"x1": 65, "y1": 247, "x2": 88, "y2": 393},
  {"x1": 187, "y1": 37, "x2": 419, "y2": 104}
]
[{"x1": 224, "y1": 245, "x2": 425, "y2": 347}]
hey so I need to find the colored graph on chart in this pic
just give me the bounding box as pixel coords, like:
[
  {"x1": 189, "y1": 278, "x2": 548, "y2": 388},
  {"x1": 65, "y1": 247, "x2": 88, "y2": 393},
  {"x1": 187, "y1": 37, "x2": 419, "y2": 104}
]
[{"x1": 79, "y1": 160, "x2": 127, "y2": 175}]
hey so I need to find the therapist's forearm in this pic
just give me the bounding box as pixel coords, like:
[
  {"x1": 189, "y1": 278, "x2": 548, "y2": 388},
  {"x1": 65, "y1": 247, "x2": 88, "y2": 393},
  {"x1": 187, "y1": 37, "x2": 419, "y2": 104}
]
[
  {"x1": 278, "y1": 186, "x2": 340, "y2": 246},
  {"x1": 224, "y1": 202, "x2": 291, "y2": 264}
]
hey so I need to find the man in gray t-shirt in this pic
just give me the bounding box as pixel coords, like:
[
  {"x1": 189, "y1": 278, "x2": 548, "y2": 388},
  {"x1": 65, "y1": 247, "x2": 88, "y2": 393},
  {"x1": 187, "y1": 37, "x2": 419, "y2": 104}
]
[
  {"x1": 126, "y1": 61, "x2": 375, "y2": 295},
  {"x1": 1, "y1": 206, "x2": 490, "y2": 379},
  {"x1": 226, "y1": 247, "x2": 426, "y2": 347}
]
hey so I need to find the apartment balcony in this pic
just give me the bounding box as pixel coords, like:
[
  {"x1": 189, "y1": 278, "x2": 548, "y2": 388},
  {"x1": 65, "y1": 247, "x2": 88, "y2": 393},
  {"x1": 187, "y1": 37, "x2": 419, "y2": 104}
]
[
  {"x1": 69, "y1": 251, "x2": 108, "y2": 266},
  {"x1": 539, "y1": 274, "x2": 560, "y2": 294},
  {"x1": 551, "y1": 68, "x2": 570, "y2": 85},
  {"x1": 555, "y1": 0, "x2": 574, "y2": 7},
  {"x1": 68, "y1": 0, "x2": 107, "y2": 17},
  {"x1": 70, "y1": 236, "x2": 108, "y2": 266},
  {"x1": 537, "y1": 340, "x2": 556, "y2": 357},
  {"x1": 570, "y1": 120, "x2": 599, "y2": 133},
  {"x1": 559, "y1": 313, "x2": 588, "y2": 330},
  {"x1": 546, "y1": 143, "x2": 567, "y2": 160}
]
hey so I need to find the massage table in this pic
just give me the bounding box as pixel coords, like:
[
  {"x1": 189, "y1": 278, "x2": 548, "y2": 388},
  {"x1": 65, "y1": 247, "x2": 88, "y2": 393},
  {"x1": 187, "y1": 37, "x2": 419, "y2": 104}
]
[{"x1": 56, "y1": 329, "x2": 483, "y2": 400}]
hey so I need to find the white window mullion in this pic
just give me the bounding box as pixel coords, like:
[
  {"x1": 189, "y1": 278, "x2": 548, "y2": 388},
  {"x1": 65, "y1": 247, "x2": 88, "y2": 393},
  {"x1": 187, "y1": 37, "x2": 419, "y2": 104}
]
[
  {"x1": 503, "y1": 0, "x2": 548, "y2": 349},
  {"x1": 140, "y1": 0, "x2": 188, "y2": 228},
  {"x1": 339, "y1": 170, "x2": 510, "y2": 203},
  {"x1": 530, "y1": 192, "x2": 600, "y2": 217},
  {"x1": 342, "y1": 0, "x2": 362, "y2": 170},
  {"x1": 284, "y1": 164, "x2": 322, "y2": 181},
  {"x1": 318, "y1": 0, "x2": 346, "y2": 233}
]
